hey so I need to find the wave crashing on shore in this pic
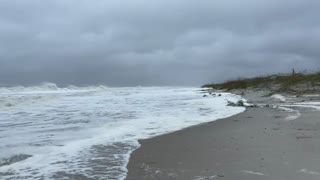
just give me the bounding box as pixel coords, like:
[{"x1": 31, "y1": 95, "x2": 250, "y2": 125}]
[{"x1": 0, "y1": 85, "x2": 244, "y2": 179}]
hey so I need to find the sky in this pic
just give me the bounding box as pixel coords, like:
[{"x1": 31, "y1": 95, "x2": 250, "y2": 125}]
[{"x1": 0, "y1": 0, "x2": 320, "y2": 87}]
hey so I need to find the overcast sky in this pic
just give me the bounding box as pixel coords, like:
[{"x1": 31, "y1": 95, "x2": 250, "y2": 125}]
[{"x1": 0, "y1": 0, "x2": 320, "y2": 86}]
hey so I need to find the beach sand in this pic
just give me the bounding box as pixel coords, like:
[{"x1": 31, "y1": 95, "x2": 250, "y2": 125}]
[{"x1": 126, "y1": 94, "x2": 320, "y2": 180}]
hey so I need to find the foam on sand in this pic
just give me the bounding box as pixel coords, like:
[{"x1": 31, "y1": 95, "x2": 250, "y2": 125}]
[
  {"x1": 278, "y1": 107, "x2": 301, "y2": 121},
  {"x1": 299, "y1": 169, "x2": 320, "y2": 175},
  {"x1": 241, "y1": 170, "x2": 266, "y2": 176},
  {"x1": 271, "y1": 94, "x2": 286, "y2": 102},
  {"x1": 282, "y1": 102, "x2": 320, "y2": 111}
]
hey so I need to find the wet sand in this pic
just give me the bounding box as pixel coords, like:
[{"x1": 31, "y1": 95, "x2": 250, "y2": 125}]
[{"x1": 126, "y1": 95, "x2": 320, "y2": 180}]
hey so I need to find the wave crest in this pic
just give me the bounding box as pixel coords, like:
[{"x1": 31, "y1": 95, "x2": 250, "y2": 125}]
[{"x1": 0, "y1": 82, "x2": 108, "y2": 94}]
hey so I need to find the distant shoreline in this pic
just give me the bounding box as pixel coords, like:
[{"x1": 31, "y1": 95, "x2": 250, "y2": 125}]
[
  {"x1": 126, "y1": 89, "x2": 320, "y2": 180},
  {"x1": 202, "y1": 72, "x2": 320, "y2": 95}
]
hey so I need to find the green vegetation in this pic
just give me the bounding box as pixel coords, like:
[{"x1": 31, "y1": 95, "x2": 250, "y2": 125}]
[{"x1": 202, "y1": 72, "x2": 320, "y2": 94}]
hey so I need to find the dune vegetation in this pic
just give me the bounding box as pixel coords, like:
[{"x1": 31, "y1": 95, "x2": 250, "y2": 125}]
[{"x1": 203, "y1": 71, "x2": 320, "y2": 94}]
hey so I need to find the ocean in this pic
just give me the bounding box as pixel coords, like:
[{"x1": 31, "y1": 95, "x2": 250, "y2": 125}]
[{"x1": 0, "y1": 83, "x2": 245, "y2": 180}]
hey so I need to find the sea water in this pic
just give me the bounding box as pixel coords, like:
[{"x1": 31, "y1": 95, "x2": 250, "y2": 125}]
[{"x1": 0, "y1": 84, "x2": 245, "y2": 180}]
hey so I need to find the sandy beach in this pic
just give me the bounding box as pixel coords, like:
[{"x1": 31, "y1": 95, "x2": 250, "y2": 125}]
[{"x1": 126, "y1": 93, "x2": 320, "y2": 180}]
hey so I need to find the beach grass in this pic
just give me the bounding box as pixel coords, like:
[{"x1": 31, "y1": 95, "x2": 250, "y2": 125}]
[{"x1": 202, "y1": 71, "x2": 320, "y2": 94}]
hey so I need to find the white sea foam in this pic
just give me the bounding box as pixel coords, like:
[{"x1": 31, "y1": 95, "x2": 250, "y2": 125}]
[
  {"x1": 0, "y1": 82, "x2": 108, "y2": 94},
  {"x1": 300, "y1": 169, "x2": 320, "y2": 175},
  {"x1": 194, "y1": 175, "x2": 217, "y2": 180},
  {"x1": 295, "y1": 102, "x2": 320, "y2": 106},
  {"x1": 241, "y1": 170, "x2": 265, "y2": 176},
  {"x1": 0, "y1": 86, "x2": 245, "y2": 179},
  {"x1": 271, "y1": 94, "x2": 286, "y2": 102},
  {"x1": 282, "y1": 103, "x2": 320, "y2": 111},
  {"x1": 278, "y1": 107, "x2": 301, "y2": 121},
  {"x1": 0, "y1": 83, "x2": 108, "y2": 109},
  {"x1": 302, "y1": 94, "x2": 320, "y2": 97}
]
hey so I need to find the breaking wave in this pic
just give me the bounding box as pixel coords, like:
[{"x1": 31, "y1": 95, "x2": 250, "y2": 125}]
[
  {"x1": 0, "y1": 83, "x2": 108, "y2": 109},
  {"x1": 0, "y1": 86, "x2": 245, "y2": 179},
  {"x1": 0, "y1": 82, "x2": 108, "y2": 94}
]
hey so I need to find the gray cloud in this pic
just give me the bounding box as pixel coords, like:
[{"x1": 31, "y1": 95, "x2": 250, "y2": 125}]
[{"x1": 1, "y1": 0, "x2": 320, "y2": 86}]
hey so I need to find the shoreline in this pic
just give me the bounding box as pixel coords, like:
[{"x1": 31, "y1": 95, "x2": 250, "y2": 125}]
[{"x1": 125, "y1": 91, "x2": 320, "y2": 180}]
